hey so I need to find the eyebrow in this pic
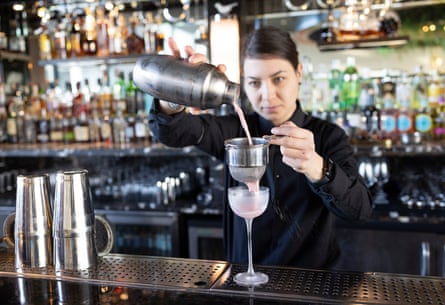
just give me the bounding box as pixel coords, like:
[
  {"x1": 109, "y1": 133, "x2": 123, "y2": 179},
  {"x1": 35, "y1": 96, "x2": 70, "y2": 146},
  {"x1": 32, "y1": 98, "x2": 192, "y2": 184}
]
[{"x1": 245, "y1": 70, "x2": 287, "y2": 80}]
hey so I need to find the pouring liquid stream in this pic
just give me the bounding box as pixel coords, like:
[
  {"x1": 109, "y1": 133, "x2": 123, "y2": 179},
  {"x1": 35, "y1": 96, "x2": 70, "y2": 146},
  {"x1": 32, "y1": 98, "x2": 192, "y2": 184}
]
[{"x1": 232, "y1": 100, "x2": 260, "y2": 193}]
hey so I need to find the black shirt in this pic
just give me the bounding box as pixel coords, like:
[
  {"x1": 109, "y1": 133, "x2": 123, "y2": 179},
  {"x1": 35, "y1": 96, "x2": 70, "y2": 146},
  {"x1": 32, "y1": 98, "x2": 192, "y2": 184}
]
[{"x1": 149, "y1": 101, "x2": 373, "y2": 269}]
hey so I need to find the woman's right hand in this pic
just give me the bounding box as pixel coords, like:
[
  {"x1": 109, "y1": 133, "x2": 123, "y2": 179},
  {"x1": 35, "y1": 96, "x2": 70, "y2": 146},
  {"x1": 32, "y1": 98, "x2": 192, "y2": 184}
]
[
  {"x1": 158, "y1": 38, "x2": 227, "y2": 115},
  {"x1": 167, "y1": 37, "x2": 227, "y2": 73}
]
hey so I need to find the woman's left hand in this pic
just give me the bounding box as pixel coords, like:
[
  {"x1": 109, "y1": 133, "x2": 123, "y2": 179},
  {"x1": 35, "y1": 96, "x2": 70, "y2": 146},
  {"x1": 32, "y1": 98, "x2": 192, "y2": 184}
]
[{"x1": 267, "y1": 121, "x2": 324, "y2": 182}]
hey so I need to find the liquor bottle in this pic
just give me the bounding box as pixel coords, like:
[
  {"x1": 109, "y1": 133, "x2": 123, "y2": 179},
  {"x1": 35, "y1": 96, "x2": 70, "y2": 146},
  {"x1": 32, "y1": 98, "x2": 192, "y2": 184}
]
[
  {"x1": 427, "y1": 70, "x2": 443, "y2": 109},
  {"x1": 95, "y1": 5, "x2": 110, "y2": 57},
  {"x1": 70, "y1": 14, "x2": 83, "y2": 57},
  {"x1": 100, "y1": 111, "x2": 112, "y2": 144},
  {"x1": 125, "y1": 115, "x2": 136, "y2": 143},
  {"x1": 27, "y1": 84, "x2": 44, "y2": 118},
  {"x1": 379, "y1": 76, "x2": 398, "y2": 142},
  {"x1": 88, "y1": 106, "x2": 102, "y2": 143},
  {"x1": 126, "y1": 13, "x2": 144, "y2": 54},
  {"x1": 433, "y1": 99, "x2": 445, "y2": 141},
  {"x1": 82, "y1": 78, "x2": 92, "y2": 105},
  {"x1": 126, "y1": 72, "x2": 138, "y2": 116},
  {"x1": 99, "y1": 74, "x2": 113, "y2": 115},
  {"x1": 143, "y1": 12, "x2": 157, "y2": 54},
  {"x1": 113, "y1": 71, "x2": 127, "y2": 114},
  {"x1": 23, "y1": 112, "x2": 36, "y2": 144},
  {"x1": 81, "y1": 7, "x2": 97, "y2": 56},
  {"x1": 9, "y1": 11, "x2": 27, "y2": 53},
  {"x1": 341, "y1": 56, "x2": 360, "y2": 111},
  {"x1": 415, "y1": 105, "x2": 433, "y2": 142},
  {"x1": 112, "y1": 106, "x2": 127, "y2": 144},
  {"x1": 38, "y1": 23, "x2": 53, "y2": 60},
  {"x1": 53, "y1": 18, "x2": 69, "y2": 59},
  {"x1": 134, "y1": 110, "x2": 149, "y2": 143},
  {"x1": 49, "y1": 115, "x2": 64, "y2": 143},
  {"x1": 36, "y1": 107, "x2": 50, "y2": 143},
  {"x1": 72, "y1": 81, "x2": 86, "y2": 118},
  {"x1": 329, "y1": 59, "x2": 342, "y2": 109},
  {"x1": 73, "y1": 110, "x2": 90, "y2": 143},
  {"x1": 62, "y1": 109, "x2": 75, "y2": 144},
  {"x1": 410, "y1": 65, "x2": 429, "y2": 111},
  {"x1": 396, "y1": 73, "x2": 414, "y2": 138},
  {"x1": 154, "y1": 14, "x2": 164, "y2": 53},
  {"x1": 109, "y1": 13, "x2": 127, "y2": 55},
  {"x1": 59, "y1": 82, "x2": 73, "y2": 117}
]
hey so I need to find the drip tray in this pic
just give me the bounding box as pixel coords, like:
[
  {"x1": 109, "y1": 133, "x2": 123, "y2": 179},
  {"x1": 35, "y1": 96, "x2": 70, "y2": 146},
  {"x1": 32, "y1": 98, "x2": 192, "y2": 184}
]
[
  {"x1": 0, "y1": 249, "x2": 229, "y2": 290},
  {"x1": 211, "y1": 264, "x2": 445, "y2": 305}
]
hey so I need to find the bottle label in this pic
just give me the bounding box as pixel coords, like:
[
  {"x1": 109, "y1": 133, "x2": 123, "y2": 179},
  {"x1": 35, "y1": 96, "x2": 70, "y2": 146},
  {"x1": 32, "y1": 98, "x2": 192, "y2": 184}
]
[
  {"x1": 101, "y1": 123, "x2": 112, "y2": 139},
  {"x1": 50, "y1": 131, "x2": 63, "y2": 142},
  {"x1": 74, "y1": 126, "x2": 90, "y2": 142},
  {"x1": 397, "y1": 114, "x2": 412, "y2": 133},
  {"x1": 135, "y1": 122, "x2": 147, "y2": 138},
  {"x1": 381, "y1": 114, "x2": 397, "y2": 133},
  {"x1": 415, "y1": 114, "x2": 432, "y2": 133},
  {"x1": 6, "y1": 118, "x2": 17, "y2": 135}
]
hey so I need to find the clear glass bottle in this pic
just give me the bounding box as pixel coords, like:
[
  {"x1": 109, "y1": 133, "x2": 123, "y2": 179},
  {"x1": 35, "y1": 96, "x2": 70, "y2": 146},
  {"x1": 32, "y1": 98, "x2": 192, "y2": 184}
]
[
  {"x1": 95, "y1": 5, "x2": 110, "y2": 57},
  {"x1": 81, "y1": 7, "x2": 97, "y2": 56}
]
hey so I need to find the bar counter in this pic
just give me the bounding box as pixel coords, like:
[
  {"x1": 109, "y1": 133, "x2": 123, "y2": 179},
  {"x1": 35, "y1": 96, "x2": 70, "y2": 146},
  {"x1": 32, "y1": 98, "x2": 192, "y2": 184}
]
[{"x1": 1, "y1": 248, "x2": 445, "y2": 305}]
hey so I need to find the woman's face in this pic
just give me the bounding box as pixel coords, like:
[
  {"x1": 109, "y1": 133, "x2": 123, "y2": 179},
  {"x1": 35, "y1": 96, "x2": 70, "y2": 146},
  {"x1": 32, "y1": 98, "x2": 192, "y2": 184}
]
[{"x1": 243, "y1": 57, "x2": 302, "y2": 126}]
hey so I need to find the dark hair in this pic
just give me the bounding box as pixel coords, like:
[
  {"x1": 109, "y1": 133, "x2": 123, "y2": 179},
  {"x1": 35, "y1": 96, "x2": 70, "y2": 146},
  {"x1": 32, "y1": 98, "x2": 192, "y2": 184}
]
[{"x1": 241, "y1": 26, "x2": 300, "y2": 71}]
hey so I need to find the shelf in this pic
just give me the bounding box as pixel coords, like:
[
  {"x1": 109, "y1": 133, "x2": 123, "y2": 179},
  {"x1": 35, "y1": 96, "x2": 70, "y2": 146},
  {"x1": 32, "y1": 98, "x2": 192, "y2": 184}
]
[
  {"x1": 0, "y1": 50, "x2": 30, "y2": 62},
  {"x1": 0, "y1": 142, "x2": 209, "y2": 158},
  {"x1": 38, "y1": 53, "x2": 148, "y2": 67},
  {"x1": 317, "y1": 35, "x2": 410, "y2": 51}
]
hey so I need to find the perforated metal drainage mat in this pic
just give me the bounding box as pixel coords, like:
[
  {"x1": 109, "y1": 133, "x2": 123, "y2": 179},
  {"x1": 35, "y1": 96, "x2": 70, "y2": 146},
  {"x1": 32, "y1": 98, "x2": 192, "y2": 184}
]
[{"x1": 1, "y1": 248, "x2": 445, "y2": 305}]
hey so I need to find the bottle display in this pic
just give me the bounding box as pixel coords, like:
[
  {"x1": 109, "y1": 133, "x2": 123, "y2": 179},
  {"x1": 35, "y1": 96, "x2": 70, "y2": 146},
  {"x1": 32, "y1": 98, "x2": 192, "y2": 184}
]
[{"x1": 132, "y1": 55, "x2": 240, "y2": 109}]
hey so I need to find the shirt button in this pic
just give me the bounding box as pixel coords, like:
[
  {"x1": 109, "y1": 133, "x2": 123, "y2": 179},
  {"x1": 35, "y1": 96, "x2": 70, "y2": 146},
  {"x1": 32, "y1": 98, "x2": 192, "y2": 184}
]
[{"x1": 275, "y1": 174, "x2": 280, "y2": 179}]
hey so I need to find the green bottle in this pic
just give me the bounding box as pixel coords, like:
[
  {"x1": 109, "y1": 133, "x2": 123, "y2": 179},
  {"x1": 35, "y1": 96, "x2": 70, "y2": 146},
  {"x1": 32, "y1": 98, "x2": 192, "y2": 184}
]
[{"x1": 341, "y1": 57, "x2": 360, "y2": 111}]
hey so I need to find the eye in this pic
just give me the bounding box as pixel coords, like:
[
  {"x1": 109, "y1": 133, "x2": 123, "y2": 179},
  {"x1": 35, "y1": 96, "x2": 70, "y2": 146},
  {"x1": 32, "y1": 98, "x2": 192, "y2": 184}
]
[
  {"x1": 273, "y1": 76, "x2": 285, "y2": 84},
  {"x1": 247, "y1": 80, "x2": 261, "y2": 88}
]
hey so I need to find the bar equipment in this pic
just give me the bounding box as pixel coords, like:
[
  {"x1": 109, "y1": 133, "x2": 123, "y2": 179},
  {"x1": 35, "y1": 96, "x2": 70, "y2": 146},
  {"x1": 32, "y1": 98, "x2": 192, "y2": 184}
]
[
  {"x1": 14, "y1": 173, "x2": 53, "y2": 273},
  {"x1": 53, "y1": 169, "x2": 111, "y2": 274},
  {"x1": 224, "y1": 137, "x2": 270, "y2": 286},
  {"x1": 133, "y1": 54, "x2": 240, "y2": 109}
]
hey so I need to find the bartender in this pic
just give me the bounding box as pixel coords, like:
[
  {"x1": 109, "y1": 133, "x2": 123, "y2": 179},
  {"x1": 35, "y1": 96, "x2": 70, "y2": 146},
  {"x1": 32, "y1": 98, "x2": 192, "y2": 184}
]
[{"x1": 148, "y1": 26, "x2": 373, "y2": 269}]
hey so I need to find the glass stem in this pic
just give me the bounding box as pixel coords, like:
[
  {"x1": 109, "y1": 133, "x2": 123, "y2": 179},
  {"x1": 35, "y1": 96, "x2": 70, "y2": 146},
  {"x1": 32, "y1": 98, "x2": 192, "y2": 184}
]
[{"x1": 245, "y1": 217, "x2": 255, "y2": 276}]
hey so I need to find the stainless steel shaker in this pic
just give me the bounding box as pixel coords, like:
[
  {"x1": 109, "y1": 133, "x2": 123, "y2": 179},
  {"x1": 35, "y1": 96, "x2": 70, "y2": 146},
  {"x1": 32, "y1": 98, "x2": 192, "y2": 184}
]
[
  {"x1": 53, "y1": 169, "x2": 99, "y2": 273},
  {"x1": 133, "y1": 54, "x2": 240, "y2": 109},
  {"x1": 14, "y1": 173, "x2": 53, "y2": 272}
]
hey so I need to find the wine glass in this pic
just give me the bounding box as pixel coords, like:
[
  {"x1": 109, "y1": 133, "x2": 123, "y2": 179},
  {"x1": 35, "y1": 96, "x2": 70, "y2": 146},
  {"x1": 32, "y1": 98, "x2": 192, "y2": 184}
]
[
  {"x1": 228, "y1": 185, "x2": 270, "y2": 286},
  {"x1": 225, "y1": 137, "x2": 270, "y2": 286}
]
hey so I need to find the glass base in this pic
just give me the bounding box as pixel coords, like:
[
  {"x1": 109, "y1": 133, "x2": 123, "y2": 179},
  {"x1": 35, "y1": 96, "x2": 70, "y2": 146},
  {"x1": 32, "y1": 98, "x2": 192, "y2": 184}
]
[{"x1": 233, "y1": 271, "x2": 269, "y2": 286}]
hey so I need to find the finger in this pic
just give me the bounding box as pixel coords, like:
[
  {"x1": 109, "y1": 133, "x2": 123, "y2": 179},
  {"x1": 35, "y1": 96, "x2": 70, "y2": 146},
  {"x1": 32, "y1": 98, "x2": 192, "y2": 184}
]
[
  {"x1": 168, "y1": 37, "x2": 181, "y2": 57},
  {"x1": 216, "y1": 64, "x2": 227, "y2": 73},
  {"x1": 184, "y1": 45, "x2": 196, "y2": 58},
  {"x1": 189, "y1": 53, "x2": 208, "y2": 64}
]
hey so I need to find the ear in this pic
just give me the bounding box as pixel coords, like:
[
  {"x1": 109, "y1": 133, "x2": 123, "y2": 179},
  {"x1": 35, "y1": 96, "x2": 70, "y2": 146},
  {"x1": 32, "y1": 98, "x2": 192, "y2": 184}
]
[{"x1": 296, "y1": 63, "x2": 303, "y2": 83}]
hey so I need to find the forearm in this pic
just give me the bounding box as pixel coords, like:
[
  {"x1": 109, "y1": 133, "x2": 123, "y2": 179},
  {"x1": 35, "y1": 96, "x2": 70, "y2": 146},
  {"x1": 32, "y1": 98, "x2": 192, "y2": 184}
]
[{"x1": 312, "y1": 163, "x2": 373, "y2": 221}]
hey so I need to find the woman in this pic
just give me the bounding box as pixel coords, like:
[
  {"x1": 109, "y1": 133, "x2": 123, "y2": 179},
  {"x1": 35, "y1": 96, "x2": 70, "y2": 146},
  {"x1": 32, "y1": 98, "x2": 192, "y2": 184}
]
[{"x1": 148, "y1": 26, "x2": 373, "y2": 269}]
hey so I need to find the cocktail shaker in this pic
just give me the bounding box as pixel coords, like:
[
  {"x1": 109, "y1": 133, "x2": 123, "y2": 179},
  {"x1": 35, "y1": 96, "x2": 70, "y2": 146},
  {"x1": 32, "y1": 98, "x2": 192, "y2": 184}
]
[
  {"x1": 14, "y1": 173, "x2": 53, "y2": 272},
  {"x1": 53, "y1": 169, "x2": 99, "y2": 273},
  {"x1": 133, "y1": 54, "x2": 240, "y2": 109}
]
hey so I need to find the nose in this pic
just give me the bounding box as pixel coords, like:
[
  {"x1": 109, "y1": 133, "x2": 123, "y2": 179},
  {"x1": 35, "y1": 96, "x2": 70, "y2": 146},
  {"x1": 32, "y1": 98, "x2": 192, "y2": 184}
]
[{"x1": 260, "y1": 81, "x2": 275, "y2": 101}]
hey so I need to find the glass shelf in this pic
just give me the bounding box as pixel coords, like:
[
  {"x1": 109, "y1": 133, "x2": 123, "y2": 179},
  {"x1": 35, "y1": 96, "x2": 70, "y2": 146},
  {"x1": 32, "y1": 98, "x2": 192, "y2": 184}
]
[
  {"x1": 317, "y1": 35, "x2": 410, "y2": 51},
  {"x1": 38, "y1": 53, "x2": 148, "y2": 67},
  {"x1": 0, "y1": 142, "x2": 208, "y2": 158}
]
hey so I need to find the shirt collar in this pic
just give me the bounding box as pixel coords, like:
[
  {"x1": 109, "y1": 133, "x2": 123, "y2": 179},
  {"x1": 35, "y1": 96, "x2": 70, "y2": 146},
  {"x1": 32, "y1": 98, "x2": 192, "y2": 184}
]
[{"x1": 258, "y1": 100, "x2": 306, "y2": 134}]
